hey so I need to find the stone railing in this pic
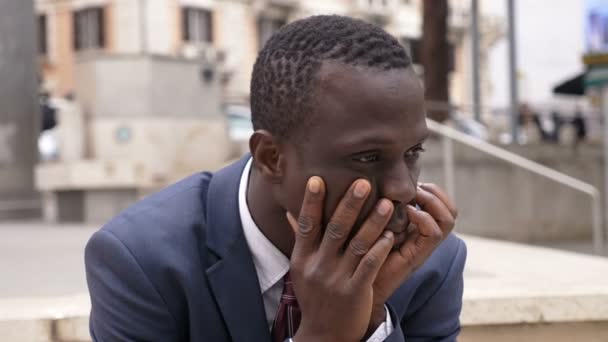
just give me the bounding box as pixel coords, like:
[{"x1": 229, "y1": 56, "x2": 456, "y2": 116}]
[{"x1": 3, "y1": 235, "x2": 608, "y2": 341}]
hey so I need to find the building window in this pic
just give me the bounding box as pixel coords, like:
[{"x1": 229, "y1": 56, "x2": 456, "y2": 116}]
[
  {"x1": 73, "y1": 7, "x2": 105, "y2": 51},
  {"x1": 38, "y1": 14, "x2": 47, "y2": 55},
  {"x1": 257, "y1": 15, "x2": 286, "y2": 49},
  {"x1": 182, "y1": 7, "x2": 213, "y2": 43}
]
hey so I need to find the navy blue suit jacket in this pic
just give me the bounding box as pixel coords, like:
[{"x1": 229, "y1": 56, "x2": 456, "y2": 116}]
[{"x1": 85, "y1": 156, "x2": 467, "y2": 341}]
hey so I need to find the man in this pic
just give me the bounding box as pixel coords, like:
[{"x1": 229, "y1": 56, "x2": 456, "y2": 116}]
[{"x1": 85, "y1": 15, "x2": 466, "y2": 341}]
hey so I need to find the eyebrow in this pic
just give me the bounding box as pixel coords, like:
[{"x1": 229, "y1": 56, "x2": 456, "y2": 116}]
[
  {"x1": 416, "y1": 131, "x2": 430, "y2": 144},
  {"x1": 349, "y1": 136, "x2": 395, "y2": 146},
  {"x1": 337, "y1": 130, "x2": 430, "y2": 149}
]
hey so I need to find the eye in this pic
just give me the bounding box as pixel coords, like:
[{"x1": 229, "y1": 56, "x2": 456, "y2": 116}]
[
  {"x1": 352, "y1": 152, "x2": 379, "y2": 163},
  {"x1": 405, "y1": 145, "x2": 425, "y2": 160}
]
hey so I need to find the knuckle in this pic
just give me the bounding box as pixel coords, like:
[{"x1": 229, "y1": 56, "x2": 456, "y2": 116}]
[
  {"x1": 424, "y1": 183, "x2": 440, "y2": 194},
  {"x1": 297, "y1": 215, "x2": 315, "y2": 235},
  {"x1": 326, "y1": 222, "x2": 347, "y2": 240},
  {"x1": 304, "y1": 267, "x2": 323, "y2": 284},
  {"x1": 418, "y1": 210, "x2": 433, "y2": 222},
  {"x1": 369, "y1": 210, "x2": 388, "y2": 226},
  {"x1": 342, "y1": 198, "x2": 361, "y2": 214},
  {"x1": 348, "y1": 239, "x2": 370, "y2": 257},
  {"x1": 439, "y1": 215, "x2": 455, "y2": 230},
  {"x1": 432, "y1": 227, "x2": 444, "y2": 241},
  {"x1": 401, "y1": 247, "x2": 417, "y2": 266},
  {"x1": 362, "y1": 253, "x2": 380, "y2": 270},
  {"x1": 446, "y1": 216, "x2": 456, "y2": 228}
]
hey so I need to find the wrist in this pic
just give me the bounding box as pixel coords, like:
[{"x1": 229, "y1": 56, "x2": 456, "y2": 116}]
[
  {"x1": 292, "y1": 334, "x2": 350, "y2": 342},
  {"x1": 294, "y1": 329, "x2": 353, "y2": 342},
  {"x1": 365, "y1": 305, "x2": 387, "y2": 337}
]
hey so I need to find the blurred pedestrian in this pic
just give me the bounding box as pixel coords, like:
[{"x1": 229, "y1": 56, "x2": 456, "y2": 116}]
[
  {"x1": 572, "y1": 107, "x2": 587, "y2": 146},
  {"x1": 40, "y1": 92, "x2": 56, "y2": 132},
  {"x1": 551, "y1": 110, "x2": 563, "y2": 143}
]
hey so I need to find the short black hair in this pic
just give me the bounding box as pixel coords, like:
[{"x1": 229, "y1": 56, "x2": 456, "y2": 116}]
[{"x1": 250, "y1": 15, "x2": 412, "y2": 140}]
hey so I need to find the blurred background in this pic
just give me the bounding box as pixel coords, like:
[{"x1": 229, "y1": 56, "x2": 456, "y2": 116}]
[{"x1": 2, "y1": 0, "x2": 608, "y2": 341}]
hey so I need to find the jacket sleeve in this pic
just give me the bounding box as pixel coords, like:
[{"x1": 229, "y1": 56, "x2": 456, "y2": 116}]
[
  {"x1": 385, "y1": 238, "x2": 467, "y2": 342},
  {"x1": 85, "y1": 228, "x2": 179, "y2": 341}
]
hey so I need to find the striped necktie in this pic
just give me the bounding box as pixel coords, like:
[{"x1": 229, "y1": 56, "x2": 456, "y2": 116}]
[{"x1": 272, "y1": 272, "x2": 301, "y2": 341}]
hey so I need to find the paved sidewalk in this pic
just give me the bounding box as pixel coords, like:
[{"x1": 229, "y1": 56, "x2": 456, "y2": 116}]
[
  {"x1": 2, "y1": 221, "x2": 608, "y2": 341},
  {"x1": 0, "y1": 221, "x2": 98, "y2": 298}
]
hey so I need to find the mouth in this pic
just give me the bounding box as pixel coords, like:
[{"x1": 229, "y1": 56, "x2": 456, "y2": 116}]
[{"x1": 386, "y1": 218, "x2": 410, "y2": 248}]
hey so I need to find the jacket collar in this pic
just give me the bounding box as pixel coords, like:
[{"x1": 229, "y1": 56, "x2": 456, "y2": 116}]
[{"x1": 203, "y1": 155, "x2": 272, "y2": 342}]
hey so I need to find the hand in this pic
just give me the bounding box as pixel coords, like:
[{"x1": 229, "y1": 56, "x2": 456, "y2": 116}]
[
  {"x1": 367, "y1": 183, "x2": 458, "y2": 331},
  {"x1": 287, "y1": 176, "x2": 395, "y2": 342}
]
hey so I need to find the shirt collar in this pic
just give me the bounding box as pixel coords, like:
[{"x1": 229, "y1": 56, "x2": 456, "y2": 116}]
[{"x1": 239, "y1": 158, "x2": 290, "y2": 294}]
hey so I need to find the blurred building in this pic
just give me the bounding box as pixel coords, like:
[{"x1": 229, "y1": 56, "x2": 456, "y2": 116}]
[
  {"x1": 35, "y1": 0, "x2": 503, "y2": 108},
  {"x1": 33, "y1": 0, "x2": 504, "y2": 223},
  {"x1": 0, "y1": 0, "x2": 40, "y2": 219},
  {"x1": 34, "y1": 0, "x2": 234, "y2": 223}
]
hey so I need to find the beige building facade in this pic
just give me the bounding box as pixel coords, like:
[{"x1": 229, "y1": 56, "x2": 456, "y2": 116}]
[{"x1": 35, "y1": 0, "x2": 503, "y2": 110}]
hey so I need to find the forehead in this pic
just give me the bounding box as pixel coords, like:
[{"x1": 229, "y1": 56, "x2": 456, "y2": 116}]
[{"x1": 305, "y1": 61, "x2": 426, "y2": 147}]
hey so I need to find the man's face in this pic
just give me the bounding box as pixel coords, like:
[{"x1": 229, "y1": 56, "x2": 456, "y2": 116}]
[{"x1": 280, "y1": 61, "x2": 428, "y2": 248}]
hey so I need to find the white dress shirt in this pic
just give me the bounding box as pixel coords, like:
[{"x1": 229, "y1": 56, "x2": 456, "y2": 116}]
[{"x1": 238, "y1": 158, "x2": 393, "y2": 341}]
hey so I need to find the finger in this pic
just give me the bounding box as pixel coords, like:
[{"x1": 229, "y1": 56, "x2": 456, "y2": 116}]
[
  {"x1": 418, "y1": 183, "x2": 458, "y2": 218},
  {"x1": 377, "y1": 205, "x2": 443, "y2": 284},
  {"x1": 352, "y1": 230, "x2": 394, "y2": 286},
  {"x1": 319, "y1": 179, "x2": 371, "y2": 256},
  {"x1": 343, "y1": 199, "x2": 394, "y2": 273},
  {"x1": 415, "y1": 186, "x2": 455, "y2": 235},
  {"x1": 286, "y1": 211, "x2": 298, "y2": 234},
  {"x1": 291, "y1": 176, "x2": 326, "y2": 259},
  {"x1": 399, "y1": 205, "x2": 444, "y2": 262},
  {"x1": 372, "y1": 225, "x2": 422, "y2": 298}
]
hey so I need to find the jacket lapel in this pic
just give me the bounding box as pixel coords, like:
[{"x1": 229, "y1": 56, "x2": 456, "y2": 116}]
[{"x1": 204, "y1": 155, "x2": 272, "y2": 342}]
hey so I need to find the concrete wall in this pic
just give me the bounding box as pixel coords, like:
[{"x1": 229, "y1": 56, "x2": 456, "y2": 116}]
[
  {"x1": 75, "y1": 54, "x2": 223, "y2": 119},
  {"x1": 114, "y1": 0, "x2": 142, "y2": 54},
  {"x1": 36, "y1": 54, "x2": 230, "y2": 223},
  {"x1": 461, "y1": 322, "x2": 608, "y2": 342},
  {"x1": 420, "y1": 141, "x2": 603, "y2": 242},
  {"x1": 0, "y1": 0, "x2": 40, "y2": 218},
  {"x1": 89, "y1": 117, "x2": 229, "y2": 178}
]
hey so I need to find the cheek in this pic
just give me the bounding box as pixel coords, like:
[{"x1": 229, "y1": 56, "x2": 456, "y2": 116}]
[
  {"x1": 283, "y1": 176, "x2": 308, "y2": 217},
  {"x1": 409, "y1": 162, "x2": 422, "y2": 183},
  {"x1": 279, "y1": 158, "x2": 310, "y2": 216},
  {"x1": 321, "y1": 177, "x2": 351, "y2": 224},
  {"x1": 315, "y1": 170, "x2": 365, "y2": 226},
  {"x1": 322, "y1": 174, "x2": 380, "y2": 233}
]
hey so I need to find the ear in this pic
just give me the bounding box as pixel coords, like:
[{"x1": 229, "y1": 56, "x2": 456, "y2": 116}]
[{"x1": 249, "y1": 130, "x2": 286, "y2": 183}]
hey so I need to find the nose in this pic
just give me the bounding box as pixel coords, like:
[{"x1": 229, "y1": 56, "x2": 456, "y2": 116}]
[{"x1": 379, "y1": 162, "x2": 416, "y2": 207}]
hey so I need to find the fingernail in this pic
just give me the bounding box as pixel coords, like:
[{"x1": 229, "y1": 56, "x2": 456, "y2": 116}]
[
  {"x1": 308, "y1": 177, "x2": 321, "y2": 194},
  {"x1": 407, "y1": 204, "x2": 418, "y2": 211},
  {"x1": 377, "y1": 199, "x2": 391, "y2": 215},
  {"x1": 383, "y1": 230, "x2": 394, "y2": 239},
  {"x1": 353, "y1": 180, "x2": 370, "y2": 198}
]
